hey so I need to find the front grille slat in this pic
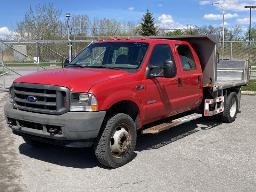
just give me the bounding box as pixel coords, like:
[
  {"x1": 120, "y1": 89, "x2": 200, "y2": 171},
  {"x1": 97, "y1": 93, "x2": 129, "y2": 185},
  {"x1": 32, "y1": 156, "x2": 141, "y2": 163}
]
[
  {"x1": 13, "y1": 83, "x2": 69, "y2": 115},
  {"x1": 14, "y1": 90, "x2": 56, "y2": 98},
  {"x1": 14, "y1": 97, "x2": 56, "y2": 106}
]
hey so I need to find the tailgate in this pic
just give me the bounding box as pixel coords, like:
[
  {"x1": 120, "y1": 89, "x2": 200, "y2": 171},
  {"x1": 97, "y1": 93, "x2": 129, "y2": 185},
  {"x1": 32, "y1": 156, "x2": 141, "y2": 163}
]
[{"x1": 216, "y1": 60, "x2": 249, "y2": 83}]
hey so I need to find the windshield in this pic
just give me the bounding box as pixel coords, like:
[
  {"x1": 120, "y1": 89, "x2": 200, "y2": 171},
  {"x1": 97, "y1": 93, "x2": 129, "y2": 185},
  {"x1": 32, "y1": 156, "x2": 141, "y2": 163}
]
[{"x1": 69, "y1": 42, "x2": 149, "y2": 71}]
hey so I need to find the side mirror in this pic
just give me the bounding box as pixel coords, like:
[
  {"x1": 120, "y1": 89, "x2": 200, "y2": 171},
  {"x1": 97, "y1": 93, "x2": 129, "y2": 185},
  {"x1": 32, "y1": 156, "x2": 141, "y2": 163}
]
[
  {"x1": 163, "y1": 60, "x2": 177, "y2": 78},
  {"x1": 64, "y1": 58, "x2": 70, "y2": 67},
  {"x1": 146, "y1": 65, "x2": 164, "y2": 78},
  {"x1": 146, "y1": 60, "x2": 177, "y2": 79}
]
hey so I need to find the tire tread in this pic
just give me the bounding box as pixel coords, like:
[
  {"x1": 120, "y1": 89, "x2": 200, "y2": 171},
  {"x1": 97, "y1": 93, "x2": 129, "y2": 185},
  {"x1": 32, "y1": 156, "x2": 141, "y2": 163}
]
[
  {"x1": 221, "y1": 92, "x2": 238, "y2": 123},
  {"x1": 94, "y1": 113, "x2": 136, "y2": 168}
]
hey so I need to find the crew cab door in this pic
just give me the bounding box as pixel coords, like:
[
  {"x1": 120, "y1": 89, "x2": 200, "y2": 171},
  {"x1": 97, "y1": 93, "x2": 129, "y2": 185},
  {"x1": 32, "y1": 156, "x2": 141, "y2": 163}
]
[
  {"x1": 174, "y1": 43, "x2": 203, "y2": 110},
  {"x1": 143, "y1": 43, "x2": 183, "y2": 124}
]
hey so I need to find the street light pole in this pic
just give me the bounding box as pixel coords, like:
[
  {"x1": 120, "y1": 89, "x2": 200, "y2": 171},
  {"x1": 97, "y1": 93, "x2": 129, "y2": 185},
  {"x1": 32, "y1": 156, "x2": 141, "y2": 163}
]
[
  {"x1": 66, "y1": 13, "x2": 72, "y2": 62},
  {"x1": 222, "y1": 8, "x2": 225, "y2": 57},
  {"x1": 212, "y1": 2, "x2": 225, "y2": 58},
  {"x1": 244, "y1": 6, "x2": 256, "y2": 43}
]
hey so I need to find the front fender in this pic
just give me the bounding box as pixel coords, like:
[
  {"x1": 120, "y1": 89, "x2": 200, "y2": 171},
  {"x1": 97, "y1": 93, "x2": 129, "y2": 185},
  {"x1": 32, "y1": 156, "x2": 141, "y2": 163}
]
[
  {"x1": 99, "y1": 90, "x2": 144, "y2": 127},
  {"x1": 100, "y1": 90, "x2": 142, "y2": 111}
]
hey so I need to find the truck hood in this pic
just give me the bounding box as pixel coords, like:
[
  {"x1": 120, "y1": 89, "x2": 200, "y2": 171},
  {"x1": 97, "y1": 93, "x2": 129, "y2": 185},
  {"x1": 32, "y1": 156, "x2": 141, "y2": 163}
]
[{"x1": 14, "y1": 68, "x2": 128, "y2": 92}]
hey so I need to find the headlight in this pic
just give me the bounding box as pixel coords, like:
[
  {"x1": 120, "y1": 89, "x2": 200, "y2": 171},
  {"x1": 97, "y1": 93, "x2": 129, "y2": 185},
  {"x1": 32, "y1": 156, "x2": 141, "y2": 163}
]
[
  {"x1": 70, "y1": 93, "x2": 98, "y2": 112},
  {"x1": 9, "y1": 86, "x2": 14, "y2": 103}
]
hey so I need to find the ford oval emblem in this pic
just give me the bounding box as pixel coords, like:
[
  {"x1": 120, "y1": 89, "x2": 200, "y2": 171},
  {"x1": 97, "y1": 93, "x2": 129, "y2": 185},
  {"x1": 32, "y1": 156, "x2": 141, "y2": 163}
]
[{"x1": 27, "y1": 96, "x2": 37, "y2": 103}]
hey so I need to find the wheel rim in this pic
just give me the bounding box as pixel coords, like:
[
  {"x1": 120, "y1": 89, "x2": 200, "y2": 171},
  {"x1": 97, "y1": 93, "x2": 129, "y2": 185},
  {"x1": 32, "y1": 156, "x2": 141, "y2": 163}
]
[
  {"x1": 110, "y1": 126, "x2": 130, "y2": 157},
  {"x1": 230, "y1": 97, "x2": 237, "y2": 118}
]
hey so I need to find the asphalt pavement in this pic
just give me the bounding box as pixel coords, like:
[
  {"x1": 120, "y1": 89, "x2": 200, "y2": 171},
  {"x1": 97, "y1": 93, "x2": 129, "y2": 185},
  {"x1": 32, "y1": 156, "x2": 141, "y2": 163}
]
[{"x1": 0, "y1": 92, "x2": 256, "y2": 192}]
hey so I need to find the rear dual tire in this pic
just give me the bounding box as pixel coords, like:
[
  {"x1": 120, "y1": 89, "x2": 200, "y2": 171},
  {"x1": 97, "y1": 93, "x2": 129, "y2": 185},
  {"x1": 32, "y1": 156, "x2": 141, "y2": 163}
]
[{"x1": 221, "y1": 92, "x2": 238, "y2": 123}]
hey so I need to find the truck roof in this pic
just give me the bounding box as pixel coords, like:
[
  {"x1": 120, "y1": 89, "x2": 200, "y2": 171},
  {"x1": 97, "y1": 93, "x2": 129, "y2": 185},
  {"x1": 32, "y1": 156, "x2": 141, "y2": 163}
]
[
  {"x1": 96, "y1": 38, "x2": 181, "y2": 44},
  {"x1": 152, "y1": 35, "x2": 218, "y2": 44},
  {"x1": 96, "y1": 35, "x2": 218, "y2": 45}
]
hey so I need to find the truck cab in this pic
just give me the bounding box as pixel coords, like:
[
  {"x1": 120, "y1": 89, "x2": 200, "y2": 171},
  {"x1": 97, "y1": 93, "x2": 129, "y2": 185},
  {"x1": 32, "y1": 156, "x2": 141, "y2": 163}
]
[
  {"x1": 4, "y1": 36, "x2": 249, "y2": 168},
  {"x1": 142, "y1": 40, "x2": 203, "y2": 124}
]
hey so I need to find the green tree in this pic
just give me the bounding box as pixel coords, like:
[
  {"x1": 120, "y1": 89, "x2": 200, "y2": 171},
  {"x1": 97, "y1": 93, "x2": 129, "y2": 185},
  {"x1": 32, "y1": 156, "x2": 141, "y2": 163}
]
[
  {"x1": 166, "y1": 29, "x2": 184, "y2": 36},
  {"x1": 165, "y1": 27, "x2": 199, "y2": 36},
  {"x1": 245, "y1": 28, "x2": 256, "y2": 41},
  {"x1": 139, "y1": 10, "x2": 157, "y2": 36}
]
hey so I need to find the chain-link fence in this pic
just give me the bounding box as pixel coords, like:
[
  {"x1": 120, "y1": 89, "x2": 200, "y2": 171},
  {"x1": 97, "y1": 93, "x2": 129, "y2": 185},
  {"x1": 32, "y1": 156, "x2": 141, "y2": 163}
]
[
  {"x1": 0, "y1": 39, "x2": 94, "y2": 89},
  {"x1": 0, "y1": 40, "x2": 93, "y2": 64}
]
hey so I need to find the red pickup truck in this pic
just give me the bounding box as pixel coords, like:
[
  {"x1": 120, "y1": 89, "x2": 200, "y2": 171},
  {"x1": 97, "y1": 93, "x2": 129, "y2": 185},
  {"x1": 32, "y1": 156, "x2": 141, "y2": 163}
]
[{"x1": 4, "y1": 36, "x2": 249, "y2": 168}]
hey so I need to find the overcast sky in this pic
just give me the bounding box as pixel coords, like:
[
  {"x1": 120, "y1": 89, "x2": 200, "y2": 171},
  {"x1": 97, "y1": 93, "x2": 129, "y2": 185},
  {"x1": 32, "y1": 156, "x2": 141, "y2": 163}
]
[{"x1": 0, "y1": 0, "x2": 256, "y2": 38}]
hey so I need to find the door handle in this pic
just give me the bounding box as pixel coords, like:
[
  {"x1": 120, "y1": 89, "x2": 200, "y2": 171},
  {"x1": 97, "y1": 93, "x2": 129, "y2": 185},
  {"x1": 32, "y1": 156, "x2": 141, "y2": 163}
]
[
  {"x1": 178, "y1": 78, "x2": 182, "y2": 87},
  {"x1": 197, "y1": 76, "x2": 202, "y2": 83},
  {"x1": 136, "y1": 84, "x2": 144, "y2": 90}
]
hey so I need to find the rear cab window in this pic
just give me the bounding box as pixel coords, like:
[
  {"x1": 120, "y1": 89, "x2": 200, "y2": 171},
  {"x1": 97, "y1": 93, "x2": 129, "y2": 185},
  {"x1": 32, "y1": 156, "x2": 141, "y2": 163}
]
[
  {"x1": 112, "y1": 47, "x2": 129, "y2": 64},
  {"x1": 176, "y1": 44, "x2": 196, "y2": 71}
]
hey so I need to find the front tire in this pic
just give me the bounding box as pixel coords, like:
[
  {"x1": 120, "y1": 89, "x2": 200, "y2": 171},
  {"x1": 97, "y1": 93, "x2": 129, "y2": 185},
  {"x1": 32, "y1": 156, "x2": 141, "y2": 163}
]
[
  {"x1": 94, "y1": 113, "x2": 137, "y2": 168},
  {"x1": 221, "y1": 92, "x2": 238, "y2": 123}
]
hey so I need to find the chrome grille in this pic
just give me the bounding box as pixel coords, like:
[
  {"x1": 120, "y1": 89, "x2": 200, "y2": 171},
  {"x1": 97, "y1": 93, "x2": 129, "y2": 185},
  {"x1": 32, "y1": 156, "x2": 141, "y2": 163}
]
[{"x1": 13, "y1": 83, "x2": 69, "y2": 114}]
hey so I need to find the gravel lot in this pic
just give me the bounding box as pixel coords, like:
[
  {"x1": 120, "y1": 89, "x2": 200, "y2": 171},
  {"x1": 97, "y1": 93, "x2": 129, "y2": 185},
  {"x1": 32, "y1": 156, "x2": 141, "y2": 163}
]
[{"x1": 0, "y1": 92, "x2": 256, "y2": 192}]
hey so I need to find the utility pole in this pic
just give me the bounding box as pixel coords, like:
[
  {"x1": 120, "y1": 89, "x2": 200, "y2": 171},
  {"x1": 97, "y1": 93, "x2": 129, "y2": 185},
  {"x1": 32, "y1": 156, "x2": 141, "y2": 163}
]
[
  {"x1": 66, "y1": 13, "x2": 72, "y2": 62},
  {"x1": 244, "y1": 6, "x2": 256, "y2": 43}
]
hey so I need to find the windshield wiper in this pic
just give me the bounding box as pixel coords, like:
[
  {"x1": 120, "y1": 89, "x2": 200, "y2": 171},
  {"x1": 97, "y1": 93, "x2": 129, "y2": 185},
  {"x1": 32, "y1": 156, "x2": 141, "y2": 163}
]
[
  {"x1": 84, "y1": 65, "x2": 121, "y2": 70},
  {"x1": 65, "y1": 64, "x2": 86, "y2": 68},
  {"x1": 66, "y1": 64, "x2": 122, "y2": 70},
  {"x1": 84, "y1": 65, "x2": 107, "y2": 68}
]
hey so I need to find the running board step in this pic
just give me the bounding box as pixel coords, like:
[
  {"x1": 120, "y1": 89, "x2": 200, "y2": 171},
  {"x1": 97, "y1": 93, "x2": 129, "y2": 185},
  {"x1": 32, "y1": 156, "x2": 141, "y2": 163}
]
[{"x1": 142, "y1": 113, "x2": 202, "y2": 134}]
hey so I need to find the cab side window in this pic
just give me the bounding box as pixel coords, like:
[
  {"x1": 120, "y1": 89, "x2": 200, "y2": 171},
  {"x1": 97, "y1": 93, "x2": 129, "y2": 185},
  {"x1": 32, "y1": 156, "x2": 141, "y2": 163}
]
[
  {"x1": 148, "y1": 44, "x2": 175, "y2": 77},
  {"x1": 149, "y1": 44, "x2": 174, "y2": 67},
  {"x1": 176, "y1": 44, "x2": 196, "y2": 71}
]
